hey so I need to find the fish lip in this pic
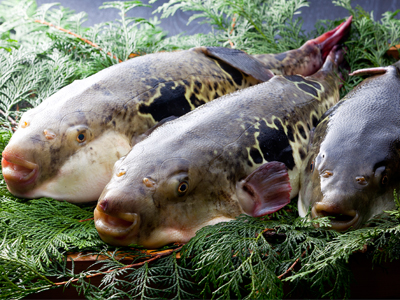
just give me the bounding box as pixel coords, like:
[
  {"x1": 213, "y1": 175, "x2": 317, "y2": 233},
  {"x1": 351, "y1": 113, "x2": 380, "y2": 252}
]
[
  {"x1": 94, "y1": 207, "x2": 140, "y2": 245},
  {"x1": 311, "y1": 203, "x2": 359, "y2": 231},
  {"x1": 1, "y1": 151, "x2": 39, "y2": 193}
]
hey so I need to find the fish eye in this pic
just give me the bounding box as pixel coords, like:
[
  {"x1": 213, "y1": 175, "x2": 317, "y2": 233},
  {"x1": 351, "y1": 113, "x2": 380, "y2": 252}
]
[
  {"x1": 382, "y1": 175, "x2": 388, "y2": 185},
  {"x1": 177, "y1": 181, "x2": 189, "y2": 195},
  {"x1": 76, "y1": 132, "x2": 86, "y2": 143}
]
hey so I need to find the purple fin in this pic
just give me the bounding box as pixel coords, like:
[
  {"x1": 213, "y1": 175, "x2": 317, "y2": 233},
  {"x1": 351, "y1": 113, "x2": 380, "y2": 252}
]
[{"x1": 236, "y1": 161, "x2": 292, "y2": 217}]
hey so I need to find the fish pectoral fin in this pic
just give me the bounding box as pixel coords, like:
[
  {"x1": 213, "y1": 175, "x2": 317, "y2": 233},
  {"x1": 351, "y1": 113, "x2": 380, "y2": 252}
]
[
  {"x1": 236, "y1": 161, "x2": 292, "y2": 217},
  {"x1": 191, "y1": 46, "x2": 274, "y2": 82},
  {"x1": 133, "y1": 116, "x2": 178, "y2": 144}
]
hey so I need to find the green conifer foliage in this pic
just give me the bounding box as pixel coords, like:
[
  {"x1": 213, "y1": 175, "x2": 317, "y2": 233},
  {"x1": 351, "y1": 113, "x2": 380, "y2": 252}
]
[{"x1": 1, "y1": 0, "x2": 400, "y2": 299}]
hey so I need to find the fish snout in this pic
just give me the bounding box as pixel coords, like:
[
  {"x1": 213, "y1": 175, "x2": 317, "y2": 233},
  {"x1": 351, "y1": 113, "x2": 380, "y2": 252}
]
[
  {"x1": 94, "y1": 198, "x2": 141, "y2": 246},
  {"x1": 1, "y1": 149, "x2": 39, "y2": 196},
  {"x1": 312, "y1": 202, "x2": 359, "y2": 231}
]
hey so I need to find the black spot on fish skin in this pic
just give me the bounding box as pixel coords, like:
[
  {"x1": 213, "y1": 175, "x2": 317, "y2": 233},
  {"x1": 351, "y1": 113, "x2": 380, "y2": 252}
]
[
  {"x1": 312, "y1": 115, "x2": 319, "y2": 128},
  {"x1": 138, "y1": 82, "x2": 192, "y2": 122},
  {"x1": 275, "y1": 52, "x2": 287, "y2": 61},
  {"x1": 217, "y1": 60, "x2": 243, "y2": 86},
  {"x1": 283, "y1": 75, "x2": 304, "y2": 82},
  {"x1": 214, "y1": 82, "x2": 219, "y2": 90},
  {"x1": 298, "y1": 83, "x2": 318, "y2": 97},
  {"x1": 299, "y1": 148, "x2": 306, "y2": 160},
  {"x1": 297, "y1": 124, "x2": 307, "y2": 139},
  {"x1": 195, "y1": 81, "x2": 202, "y2": 90},
  {"x1": 190, "y1": 93, "x2": 206, "y2": 107},
  {"x1": 250, "y1": 147, "x2": 263, "y2": 164},
  {"x1": 302, "y1": 78, "x2": 322, "y2": 90},
  {"x1": 102, "y1": 114, "x2": 112, "y2": 125},
  {"x1": 257, "y1": 119, "x2": 295, "y2": 170},
  {"x1": 286, "y1": 125, "x2": 295, "y2": 142}
]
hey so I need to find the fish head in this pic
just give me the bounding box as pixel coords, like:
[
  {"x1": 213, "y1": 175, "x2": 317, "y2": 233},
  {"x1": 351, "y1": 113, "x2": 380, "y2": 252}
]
[
  {"x1": 94, "y1": 125, "x2": 239, "y2": 248},
  {"x1": 299, "y1": 119, "x2": 399, "y2": 231},
  {"x1": 1, "y1": 80, "x2": 131, "y2": 202}
]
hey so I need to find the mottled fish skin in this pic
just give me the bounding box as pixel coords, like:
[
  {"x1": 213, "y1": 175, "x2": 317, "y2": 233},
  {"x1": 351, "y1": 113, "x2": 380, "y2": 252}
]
[
  {"x1": 94, "y1": 47, "x2": 343, "y2": 248},
  {"x1": 0, "y1": 50, "x2": 261, "y2": 202},
  {"x1": 1, "y1": 18, "x2": 351, "y2": 203},
  {"x1": 299, "y1": 64, "x2": 400, "y2": 231}
]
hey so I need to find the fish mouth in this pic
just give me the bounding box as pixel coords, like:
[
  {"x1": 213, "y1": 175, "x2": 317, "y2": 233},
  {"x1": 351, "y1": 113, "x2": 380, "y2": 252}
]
[
  {"x1": 94, "y1": 207, "x2": 140, "y2": 246},
  {"x1": 312, "y1": 202, "x2": 359, "y2": 231},
  {"x1": 1, "y1": 151, "x2": 39, "y2": 195}
]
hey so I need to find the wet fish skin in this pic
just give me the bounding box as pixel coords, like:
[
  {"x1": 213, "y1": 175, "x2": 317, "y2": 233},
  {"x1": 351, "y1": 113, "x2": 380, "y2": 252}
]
[
  {"x1": 298, "y1": 63, "x2": 400, "y2": 231},
  {"x1": 94, "y1": 46, "x2": 344, "y2": 248},
  {"x1": 1, "y1": 18, "x2": 352, "y2": 203}
]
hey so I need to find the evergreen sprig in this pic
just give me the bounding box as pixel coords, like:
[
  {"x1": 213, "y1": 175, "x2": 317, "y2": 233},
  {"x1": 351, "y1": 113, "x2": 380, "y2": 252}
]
[
  {"x1": 2, "y1": 0, "x2": 400, "y2": 299},
  {"x1": 152, "y1": 0, "x2": 309, "y2": 52}
]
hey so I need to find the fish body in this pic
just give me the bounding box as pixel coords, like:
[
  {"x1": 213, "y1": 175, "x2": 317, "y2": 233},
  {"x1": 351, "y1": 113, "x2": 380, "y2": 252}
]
[
  {"x1": 94, "y1": 47, "x2": 344, "y2": 248},
  {"x1": 298, "y1": 63, "x2": 400, "y2": 231},
  {"x1": 1, "y1": 18, "x2": 351, "y2": 202}
]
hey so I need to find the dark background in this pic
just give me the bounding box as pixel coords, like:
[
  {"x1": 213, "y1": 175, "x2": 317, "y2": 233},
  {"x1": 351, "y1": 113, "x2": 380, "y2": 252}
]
[{"x1": 34, "y1": 0, "x2": 400, "y2": 36}]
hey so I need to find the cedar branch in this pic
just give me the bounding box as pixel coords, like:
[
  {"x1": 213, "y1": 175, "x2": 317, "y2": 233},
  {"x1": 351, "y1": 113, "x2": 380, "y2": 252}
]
[
  {"x1": 277, "y1": 247, "x2": 308, "y2": 279},
  {"x1": 34, "y1": 19, "x2": 122, "y2": 62},
  {"x1": 54, "y1": 245, "x2": 183, "y2": 286},
  {"x1": 0, "y1": 108, "x2": 18, "y2": 130}
]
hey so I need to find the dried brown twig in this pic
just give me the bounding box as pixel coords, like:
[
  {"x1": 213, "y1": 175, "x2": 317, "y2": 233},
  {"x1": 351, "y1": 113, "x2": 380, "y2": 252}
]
[
  {"x1": 278, "y1": 247, "x2": 308, "y2": 279},
  {"x1": 34, "y1": 19, "x2": 122, "y2": 62},
  {"x1": 54, "y1": 245, "x2": 183, "y2": 286},
  {"x1": 228, "y1": 15, "x2": 237, "y2": 48}
]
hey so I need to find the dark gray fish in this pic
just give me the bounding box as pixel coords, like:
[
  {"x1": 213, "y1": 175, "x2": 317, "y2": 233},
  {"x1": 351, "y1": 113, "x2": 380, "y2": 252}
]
[{"x1": 299, "y1": 62, "x2": 400, "y2": 231}]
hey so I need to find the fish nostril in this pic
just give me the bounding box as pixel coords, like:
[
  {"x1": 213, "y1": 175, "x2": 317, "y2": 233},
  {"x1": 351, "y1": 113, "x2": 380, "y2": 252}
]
[
  {"x1": 98, "y1": 199, "x2": 108, "y2": 211},
  {"x1": 322, "y1": 170, "x2": 333, "y2": 178},
  {"x1": 356, "y1": 176, "x2": 367, "y2": 185},
  {"x1": 143, "y1": 177, "x2": 155, "y2": 188},
  {"x1": 43, "y1": 129, "x2": 56, "y2": 140}
]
